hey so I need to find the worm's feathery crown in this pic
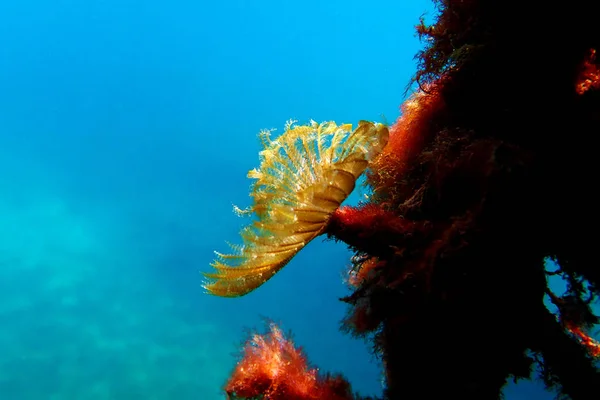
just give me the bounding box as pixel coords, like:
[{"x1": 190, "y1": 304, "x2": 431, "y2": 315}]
[{"x1": 203, "y1": 120, "x2": 389, "y2": 297}]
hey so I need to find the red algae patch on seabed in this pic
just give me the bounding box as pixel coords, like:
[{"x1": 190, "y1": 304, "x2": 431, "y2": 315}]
[{"x1": 224, "y1": 322, "x2": 363, "y2": 400}]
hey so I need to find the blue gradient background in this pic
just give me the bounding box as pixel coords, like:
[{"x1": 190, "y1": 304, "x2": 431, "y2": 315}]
[{"x1": 0, "y1": 1, "x2": 593, "y2": 399}]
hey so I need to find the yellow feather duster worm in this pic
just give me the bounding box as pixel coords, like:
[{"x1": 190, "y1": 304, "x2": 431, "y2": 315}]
[{"x1": 203, "y1": 119, "x2": 389, "y2": 297}]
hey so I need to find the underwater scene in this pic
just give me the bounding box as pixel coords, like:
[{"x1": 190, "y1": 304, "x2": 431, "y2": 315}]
[{"x1": 1, "y1": 1, "x2": 598, "y2": 399}]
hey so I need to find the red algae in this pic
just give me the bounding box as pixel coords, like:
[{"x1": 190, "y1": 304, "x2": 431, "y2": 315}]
[
  {"x1": 565, "y1": 322, "x2": 600, "y2": 358},
  {"x1": 347, "y1": 256, "x2": 385, "y2": 288},
  {"x1": 368, "y1": 84, "x2": 447, "y2": 204},
  {"x1": 575, "y1": 48, "x2": 600, "y2": 95},
  {"x1": 225, "y1": 322, "x2": 357, "y2": 400}
]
